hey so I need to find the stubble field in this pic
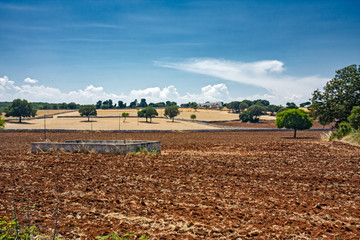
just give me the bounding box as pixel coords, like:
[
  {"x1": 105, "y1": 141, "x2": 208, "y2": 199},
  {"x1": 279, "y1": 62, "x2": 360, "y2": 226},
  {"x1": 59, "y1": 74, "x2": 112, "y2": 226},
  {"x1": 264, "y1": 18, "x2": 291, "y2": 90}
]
[{"x1": 0, "y1": 131, "x2": 359, "y2": 239}]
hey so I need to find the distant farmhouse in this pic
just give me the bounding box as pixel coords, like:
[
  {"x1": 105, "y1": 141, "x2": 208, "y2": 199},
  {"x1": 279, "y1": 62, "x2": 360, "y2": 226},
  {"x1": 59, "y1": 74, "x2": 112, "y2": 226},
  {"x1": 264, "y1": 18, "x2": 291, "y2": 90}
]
[{"x1": 198, "y1": 101, "x2": 223, "y2": 109}]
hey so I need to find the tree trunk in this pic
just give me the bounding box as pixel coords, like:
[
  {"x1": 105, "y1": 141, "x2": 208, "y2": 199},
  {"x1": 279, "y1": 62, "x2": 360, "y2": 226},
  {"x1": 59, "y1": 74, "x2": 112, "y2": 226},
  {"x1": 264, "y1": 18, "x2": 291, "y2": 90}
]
[
  {"x1": 88, "y1": 116, "x2": 90, "y2": 122},
  {"x1": 293, "y1": 129, "x2": 297, "y2": 138},
  {"x1": 19, "y1": 116, "x2": 22, "y2": 123},
  {"x1": 172, "y1": 117, "x2": 174, "y2": 122}
]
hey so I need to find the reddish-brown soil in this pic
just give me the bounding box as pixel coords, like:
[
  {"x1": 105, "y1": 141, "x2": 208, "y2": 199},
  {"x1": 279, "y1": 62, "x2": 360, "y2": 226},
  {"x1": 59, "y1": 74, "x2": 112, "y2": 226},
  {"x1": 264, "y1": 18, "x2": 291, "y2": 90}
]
[
  {"x1": 0, "y1": 131, "x2": 359, "y2": 239},
  {"x1": 213, "y1": 120, "x2": 336, "y2": 129}
]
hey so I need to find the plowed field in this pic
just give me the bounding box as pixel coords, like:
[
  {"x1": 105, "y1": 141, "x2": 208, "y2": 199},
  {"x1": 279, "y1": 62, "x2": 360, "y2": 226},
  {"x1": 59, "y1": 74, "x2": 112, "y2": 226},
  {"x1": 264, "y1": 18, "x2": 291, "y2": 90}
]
[{"x1": 0, "y1": 131, "x2": 359, "y2": 239}]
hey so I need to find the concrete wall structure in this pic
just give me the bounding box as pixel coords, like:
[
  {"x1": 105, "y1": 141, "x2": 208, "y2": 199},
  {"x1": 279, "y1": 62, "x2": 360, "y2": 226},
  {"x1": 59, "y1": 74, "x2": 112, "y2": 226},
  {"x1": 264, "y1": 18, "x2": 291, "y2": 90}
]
[{"x1": 31, "y1": 140, "x2": 161, "y2": 155}]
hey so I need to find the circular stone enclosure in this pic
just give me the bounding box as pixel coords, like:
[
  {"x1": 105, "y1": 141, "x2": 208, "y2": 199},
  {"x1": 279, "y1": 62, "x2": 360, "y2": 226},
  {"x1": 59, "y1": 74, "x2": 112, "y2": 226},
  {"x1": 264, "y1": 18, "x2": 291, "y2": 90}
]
[{"x1": 31, "y1": 140, "x2": 161, "y2": 155}]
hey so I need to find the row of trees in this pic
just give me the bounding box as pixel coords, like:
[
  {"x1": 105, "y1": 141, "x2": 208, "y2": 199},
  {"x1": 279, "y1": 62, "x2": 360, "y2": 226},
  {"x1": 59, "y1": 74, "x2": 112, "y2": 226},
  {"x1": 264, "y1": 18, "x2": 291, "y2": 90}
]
[
  {"x1": 227, "y1": 99, "x2": 303, "y2": 115},
  {"x1": 96, "y1": 99, "x2": 177, "y2": 109},
  {"x1": 78, "y1": 105, "x2": 183, "y2": 123}
]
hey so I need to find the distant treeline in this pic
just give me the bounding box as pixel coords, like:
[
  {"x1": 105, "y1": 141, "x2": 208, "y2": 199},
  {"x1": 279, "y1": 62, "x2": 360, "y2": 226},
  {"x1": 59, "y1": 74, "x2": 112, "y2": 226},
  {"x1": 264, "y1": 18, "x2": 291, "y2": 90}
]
[
  {"x1": 0, "y1": 98, "x2": 312, "y2": 113},
  {"x1": 0, "y1": 101, "x2": 80, "y2": 112}
]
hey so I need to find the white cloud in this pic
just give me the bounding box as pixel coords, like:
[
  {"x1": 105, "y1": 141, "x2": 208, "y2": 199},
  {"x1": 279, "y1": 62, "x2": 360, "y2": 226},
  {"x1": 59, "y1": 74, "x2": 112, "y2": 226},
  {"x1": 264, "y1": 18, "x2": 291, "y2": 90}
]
[
  {"x1": 181, "y1": 83, "x2": 230, "y2": 103},
  {"x1": 24, "y1": 77, "x2": 38, "y2": 84},
  {"x1": 157, "y1": 58, "x2": 330, "y2": 104},
  {"x1": 0, "y1": 76, "x2": 229, "y2": 104}
]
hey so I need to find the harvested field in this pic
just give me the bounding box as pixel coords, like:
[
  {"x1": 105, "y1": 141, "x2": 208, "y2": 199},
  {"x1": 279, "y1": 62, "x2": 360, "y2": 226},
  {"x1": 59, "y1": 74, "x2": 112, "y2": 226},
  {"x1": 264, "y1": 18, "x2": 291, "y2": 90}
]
[{"x1": 0, "y1": 131, "x2": 359, "y2": 239}]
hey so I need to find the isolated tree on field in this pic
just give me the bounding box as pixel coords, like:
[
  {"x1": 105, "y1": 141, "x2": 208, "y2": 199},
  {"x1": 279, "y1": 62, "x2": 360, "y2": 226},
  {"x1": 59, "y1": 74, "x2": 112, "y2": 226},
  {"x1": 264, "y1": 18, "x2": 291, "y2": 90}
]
[
  {"x1": 164, "y1": 105, "x2": 180, "y2": 122},
  {"x1": 309, "y1": 64, "x2": 360, "y2": 126},
  {"x1": 247, "y1": 105, "x2": 265, "y2": 122},
  {"x1": 190, "y1": 114, "x2": 196, "y2": 121},
  {"x1": 348, "y1": 106, "x2": 360, "y2": 130},
  {"x1": 122, "y1": 112, "x2": 129, "y2": 122},
  {"x1": 276, "y1": 109, "x2": 313, "y2": 138},
  {"x1": 4, "y1": 99, "x2": 37, "y2": 123},
  {"x1": 138, "y1": 107, "x2": 158, "y2": 123},
  {"x1": 79, "y1": 105, "x2": 97, "y2": 121}
]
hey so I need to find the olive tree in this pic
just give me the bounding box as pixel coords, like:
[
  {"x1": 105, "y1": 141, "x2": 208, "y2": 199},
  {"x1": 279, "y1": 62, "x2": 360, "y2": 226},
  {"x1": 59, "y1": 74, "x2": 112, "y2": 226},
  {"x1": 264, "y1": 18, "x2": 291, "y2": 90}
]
[
  {"x1": 276, "y1": 109, "x2": 313, "y2": 138},
  {"x1": 122, "y1": 112, "x2": 129, "y2": 122},
  {"x1": 164, "y1": 105, "x2": 180, "y2": 122},
  {"x1": 190, "y1": 114, "x2": 196, "y2": 121},
  {"x1": 4, "y1": 99, "x2": 37, "y2": 123},
  {"x1": 240, "y1": 105, "x2": 265, "y2": 123},
  {"x1": 79, "y1": 105, "x2": 97, "y2": 121},
  {"x1": 138, "y1": 107, "x2": 158, "y2": 123}
]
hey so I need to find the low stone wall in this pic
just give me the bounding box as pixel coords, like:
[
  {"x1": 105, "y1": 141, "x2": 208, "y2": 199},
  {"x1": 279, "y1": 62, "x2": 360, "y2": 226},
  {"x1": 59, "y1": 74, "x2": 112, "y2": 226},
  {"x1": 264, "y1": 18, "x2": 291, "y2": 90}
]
[{"x1": 31, "y1": 140, "x2": 161, "y2": 155}]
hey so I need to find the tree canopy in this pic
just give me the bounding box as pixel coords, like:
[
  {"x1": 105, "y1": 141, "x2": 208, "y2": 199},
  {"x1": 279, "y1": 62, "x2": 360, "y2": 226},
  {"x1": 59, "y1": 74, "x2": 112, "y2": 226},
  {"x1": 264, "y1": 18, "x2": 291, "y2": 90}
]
[
  {"x1": 309, "y1": 64, "x2": 360, "y2": 126},
  {"x1": 239, "y1": 105, "x2": 265, "y2": 123},
  {"x1": 122, "y1": 112, "x2": 129, "y2": 122},
  {"x1": 138, "y1": 107, "x2": 158, "y2": 122},
  {"x1": 164, "y1": 105, "x2": 180, "y2": 122},
  {"x1": 4, "y1": 99, "x2": 37, "y2": 123},
  {"x1": 79, "y1": 105, "x2": 97, "y2": 121},
  {"x1": 348, "y1": 106, "x2": 360, "y2": 130},
  {"x1": 276, "y1": 109, "x2": 313, "y2": 138}
]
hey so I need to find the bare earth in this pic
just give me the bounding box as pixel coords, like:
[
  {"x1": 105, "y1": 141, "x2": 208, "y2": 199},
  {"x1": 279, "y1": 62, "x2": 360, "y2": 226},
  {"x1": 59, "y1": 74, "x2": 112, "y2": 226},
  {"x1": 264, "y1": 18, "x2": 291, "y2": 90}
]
[{"x1": 0, "y1": 131, "x2": 359, "y2": 239}]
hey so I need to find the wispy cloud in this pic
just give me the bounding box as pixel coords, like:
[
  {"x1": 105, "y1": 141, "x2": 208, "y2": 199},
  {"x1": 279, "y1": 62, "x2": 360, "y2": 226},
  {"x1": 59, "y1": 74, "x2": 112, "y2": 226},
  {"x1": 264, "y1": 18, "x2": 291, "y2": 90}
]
[
  {"x1": 74, "y1": 23, "x2": 123, "y2": 29},
  {"x1": 0, "y1": 76, "x2": 229, "y2": 104},
  {"x1": 157, "y1": 58, "x2": 330, "y2": 103},
  {"x1": 0, "y1": 3, "x2": 46, "y2": 11}
]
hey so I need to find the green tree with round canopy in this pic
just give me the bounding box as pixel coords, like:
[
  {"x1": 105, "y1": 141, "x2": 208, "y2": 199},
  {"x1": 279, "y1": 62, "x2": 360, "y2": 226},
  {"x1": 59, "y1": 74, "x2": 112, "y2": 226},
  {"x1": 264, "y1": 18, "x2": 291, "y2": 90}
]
[
  {"x1": 190, "y1": 114, "x2": 196, "y2": 121},
  {"x1": 138, "y1": 107, "x2": 158, "y2": 123},
  {"x1": 276, "y1": 109, "x2": 313, "y2": 138},
  {"x1": 122, "y1": 112, "x2": 129, "y2": 122},
  {"x1": 164, "y1": 105, "x2": 180, "y2": 122},
  {"x1": 79, "y1": 105, "x2": 97, "y2": 121},
  {"x1": 4, "y1": 99, "x2": 37, "y2": 123}
]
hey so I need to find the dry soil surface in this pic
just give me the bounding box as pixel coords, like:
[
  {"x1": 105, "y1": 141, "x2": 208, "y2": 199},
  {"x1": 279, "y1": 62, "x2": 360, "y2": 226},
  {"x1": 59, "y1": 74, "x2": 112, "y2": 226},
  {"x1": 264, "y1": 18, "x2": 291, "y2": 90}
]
[{"x1": 0, "y1": 131, "x2": 359, "y2": 239}]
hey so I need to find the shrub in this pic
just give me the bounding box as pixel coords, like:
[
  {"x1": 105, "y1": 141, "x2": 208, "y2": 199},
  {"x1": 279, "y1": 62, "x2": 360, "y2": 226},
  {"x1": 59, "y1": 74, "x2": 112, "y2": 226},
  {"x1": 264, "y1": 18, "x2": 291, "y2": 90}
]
[
  {"x1": 0, "y1": 216, "x2": 40, "y2": 239},
  {"x1": 348, "y1": 106, "x2": 360, "y2": 130},
  {"x1": 239, "y1": 111, "x2": 251, "y2": 122},
  {"x1": 0, "y1": 115, "x2": 5, "y2": 129},
  {"x1": 329, "y1": 122, "x2": 354, "y2": 140}
]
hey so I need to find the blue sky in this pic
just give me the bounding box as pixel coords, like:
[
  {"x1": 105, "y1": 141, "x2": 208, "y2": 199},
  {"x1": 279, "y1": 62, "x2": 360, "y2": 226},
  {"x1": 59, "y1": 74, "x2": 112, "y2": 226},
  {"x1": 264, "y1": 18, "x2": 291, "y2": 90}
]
[{"x1": 0, "y1": 0, "x2": 359, "y2": 105}]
